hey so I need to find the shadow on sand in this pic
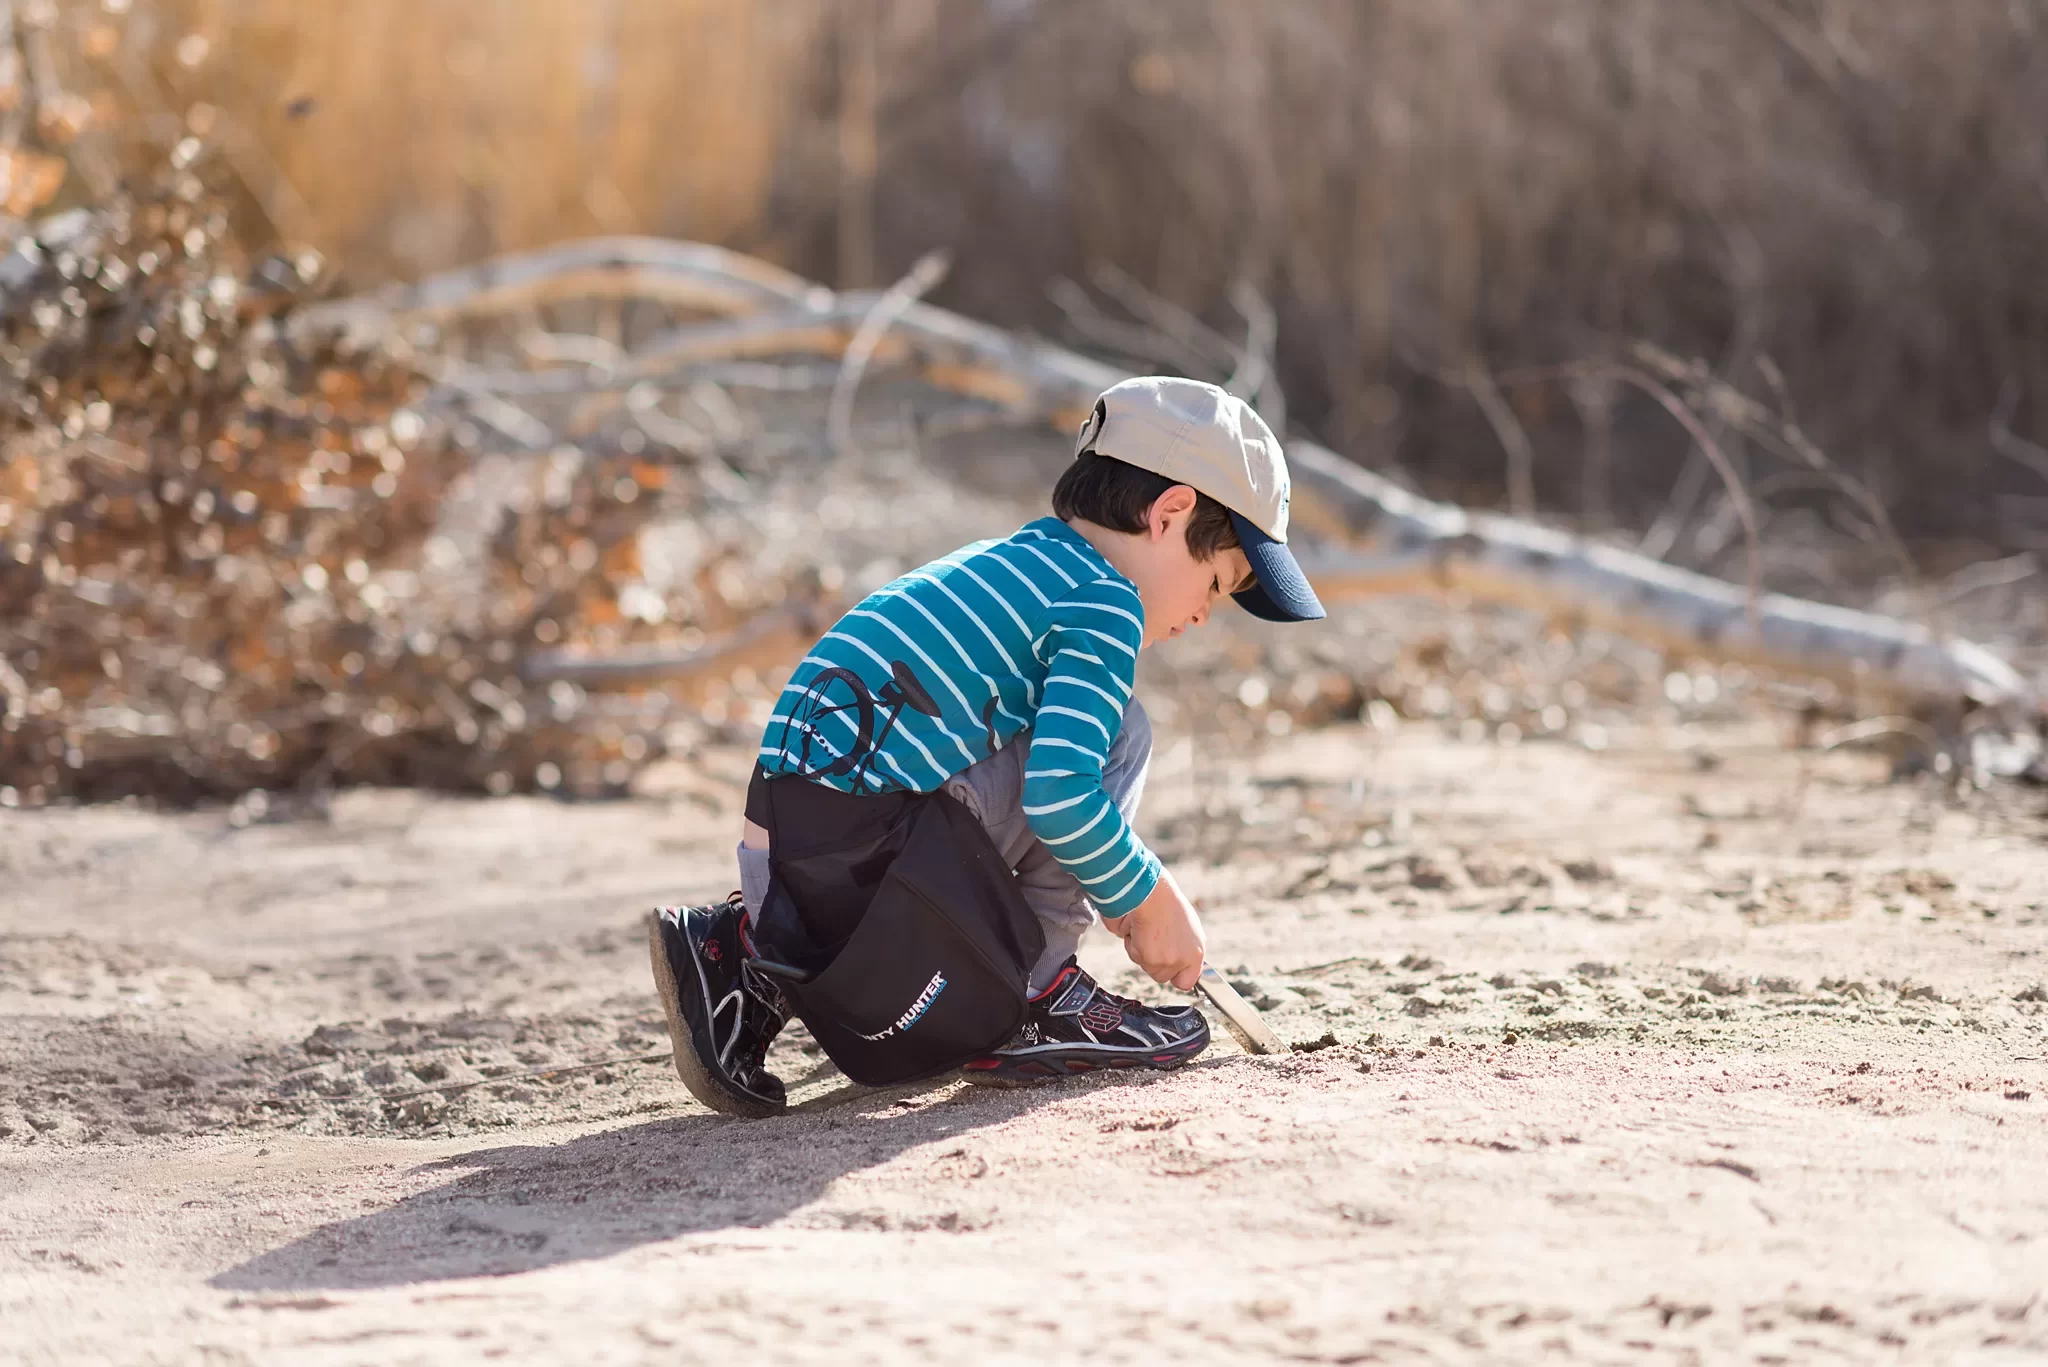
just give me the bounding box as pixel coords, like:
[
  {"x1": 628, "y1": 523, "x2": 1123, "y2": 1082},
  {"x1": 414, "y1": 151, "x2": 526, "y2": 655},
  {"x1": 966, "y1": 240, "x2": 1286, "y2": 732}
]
[{"x1": 209, "y1": 1077, "x2": 1059, "y2": 1291}]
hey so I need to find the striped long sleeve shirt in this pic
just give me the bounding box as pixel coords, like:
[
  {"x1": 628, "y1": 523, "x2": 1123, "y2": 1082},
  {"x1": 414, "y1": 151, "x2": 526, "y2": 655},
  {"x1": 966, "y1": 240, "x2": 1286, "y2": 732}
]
[{"x1": 757, "y1": 517, "x2": 1162, "y2": 916}]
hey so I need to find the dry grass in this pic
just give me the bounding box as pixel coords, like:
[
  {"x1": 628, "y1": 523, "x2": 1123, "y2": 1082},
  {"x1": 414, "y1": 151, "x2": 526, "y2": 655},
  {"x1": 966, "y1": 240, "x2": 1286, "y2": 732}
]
[
  {"x1": 69, "y1": 0, "x2": 823, "y2": 267},
  {"x1": 814, "y1": 0, "x2": 2048, "y2": 553}
]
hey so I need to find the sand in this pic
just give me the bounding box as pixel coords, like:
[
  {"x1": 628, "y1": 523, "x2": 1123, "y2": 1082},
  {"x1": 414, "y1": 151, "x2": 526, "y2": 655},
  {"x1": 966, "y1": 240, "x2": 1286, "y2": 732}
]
[{"x1": 4, "y1": 717, "x2": 2046, "y2": 1365}]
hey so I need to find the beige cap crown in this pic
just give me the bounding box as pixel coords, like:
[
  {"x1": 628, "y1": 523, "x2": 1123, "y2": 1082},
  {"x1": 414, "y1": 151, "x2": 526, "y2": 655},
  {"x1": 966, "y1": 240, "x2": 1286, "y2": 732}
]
[{"x1": 1075, "y1": 376, "x2": 1291, "y2": 542}]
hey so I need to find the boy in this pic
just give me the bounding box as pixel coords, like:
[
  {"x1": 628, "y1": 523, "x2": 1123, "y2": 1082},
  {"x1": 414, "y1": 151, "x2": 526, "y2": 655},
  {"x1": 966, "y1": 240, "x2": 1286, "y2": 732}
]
[{"x1": 650, "y1": 376, "x2": 1325, "y2": 1116}]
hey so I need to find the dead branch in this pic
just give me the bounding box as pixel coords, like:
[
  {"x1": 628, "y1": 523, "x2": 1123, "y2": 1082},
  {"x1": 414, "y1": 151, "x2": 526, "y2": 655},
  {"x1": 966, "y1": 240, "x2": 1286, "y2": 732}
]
[
  {"x1": 1284, "y1": 464, "x2": 2029, "y2": 714},
  {"x1": 1991, "y1": 382, "x2": 2048, "y2": 487},
  {"x1": 1499, "y1": 359, "x2": 1765, "y2": 624},
  {"x1": 291, "y1": 237, "x2": 823, "y2": 346},
  {"x1": 1621, "y1": 343, "x2": 1929, "y2": 631},
  {"x1": 1938, "y1": 553, "x2": 2038, "y2": 606},
  {"x1": 829, "y1": 248, "x2": 951, "y2": 461},
  {"x1": 1462, "y1": 357, "x2": 1538, "y2": 521},
  {"x1": 308, "y1": 241, "x2": 2039, "y2": 720}
]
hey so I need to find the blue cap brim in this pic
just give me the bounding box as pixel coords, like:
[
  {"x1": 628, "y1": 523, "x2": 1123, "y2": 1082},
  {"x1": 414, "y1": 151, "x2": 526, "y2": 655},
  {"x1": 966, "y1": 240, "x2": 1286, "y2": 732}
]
[{"x1": 1227, "y1": 511, "x2": 1326, "y2": 623}]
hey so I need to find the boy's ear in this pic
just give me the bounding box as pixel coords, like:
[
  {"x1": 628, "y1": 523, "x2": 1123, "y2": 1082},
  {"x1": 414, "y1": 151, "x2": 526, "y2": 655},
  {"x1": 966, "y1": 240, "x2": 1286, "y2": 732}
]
[{"x1": 1149, "y1": 484, "x2": 1198, "y2": 540}]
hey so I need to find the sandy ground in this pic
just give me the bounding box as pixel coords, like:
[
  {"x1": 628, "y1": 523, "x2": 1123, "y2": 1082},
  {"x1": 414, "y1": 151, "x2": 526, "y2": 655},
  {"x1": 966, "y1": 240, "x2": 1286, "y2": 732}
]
[{"x1": 4, "y1": 712, "x2": 2047, "y2": 1365}]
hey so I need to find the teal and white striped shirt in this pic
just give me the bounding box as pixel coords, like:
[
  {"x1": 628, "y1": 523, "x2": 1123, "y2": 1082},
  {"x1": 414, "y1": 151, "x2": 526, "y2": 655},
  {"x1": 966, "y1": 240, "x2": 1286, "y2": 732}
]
[{"x1": 758, "y1": 517, "x2": 1161, "y2": 917}]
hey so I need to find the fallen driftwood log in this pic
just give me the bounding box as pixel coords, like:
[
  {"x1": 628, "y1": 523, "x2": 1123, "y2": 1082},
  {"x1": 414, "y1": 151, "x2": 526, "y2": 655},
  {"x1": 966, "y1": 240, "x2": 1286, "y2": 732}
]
[
  {"x1": 299, "y1": 244, "x2": 2039, "y2": 725},
  {"x1": 291, "y1": 237, "x2": 824, "y2": 340}
]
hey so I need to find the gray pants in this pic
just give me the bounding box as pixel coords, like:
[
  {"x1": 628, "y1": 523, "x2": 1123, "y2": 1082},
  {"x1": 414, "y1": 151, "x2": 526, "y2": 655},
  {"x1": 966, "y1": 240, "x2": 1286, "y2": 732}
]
[{"x1": 739, "y1": 697, "x2": 1152, "y2": 994}]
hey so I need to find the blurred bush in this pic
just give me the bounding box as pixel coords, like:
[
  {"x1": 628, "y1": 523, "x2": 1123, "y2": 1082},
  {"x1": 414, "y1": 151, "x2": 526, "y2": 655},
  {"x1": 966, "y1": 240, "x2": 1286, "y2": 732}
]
[
  {"x1": 811, "y1": 0, "x2": 2048, "y2": 552},
  {"x1": 0, "y1": 140, "x2": 686, "y2": 807}
]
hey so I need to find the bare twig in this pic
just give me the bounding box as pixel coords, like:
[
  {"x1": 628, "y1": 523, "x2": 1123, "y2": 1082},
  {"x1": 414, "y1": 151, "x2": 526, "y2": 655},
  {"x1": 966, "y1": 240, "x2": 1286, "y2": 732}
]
[
  {"x1": 827, "y1": 247, "x2": 951, "y2": 462},
  {"x1": 1991, "y1": 381, "x2": 2048, "y2": 487},
  {"x1": 1569, "y1": 373, "x2": 1618, "y2": 531},
  {"x1": 1938, "y1": 553, "x2": 2039, "y2": 606},
  {"x1": 1462, "y1": 356, "x2": 1538, "y2": 520},
  {"x1": 1226, "y1": 279, "x2": 1284, "y2": 435},
  {"x1": 1629, "y1": 343, "x2": 1931, "y2": 634},
  {"x1": 1089, "y1": 262, "x2": 1242, "y2": 376},
  {"x1": 1500, "y1": 359, "x2": 1764, "y2": 625},
  {"x1": 1735, "y1": 0, "x2": 1849, "y2": 89},
  {"x1": 1638, "y1": 451, "x2": 1713, "y2": 562},
  {"x1": 1048, "y1": 277, "x2": 1220, "y2": 381}
]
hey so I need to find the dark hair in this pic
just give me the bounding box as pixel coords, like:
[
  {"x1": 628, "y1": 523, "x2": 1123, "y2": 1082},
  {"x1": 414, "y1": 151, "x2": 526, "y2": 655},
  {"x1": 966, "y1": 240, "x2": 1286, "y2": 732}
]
[{"x1": 1051, "y1": 451, "x2": 1241, "y2": 560}]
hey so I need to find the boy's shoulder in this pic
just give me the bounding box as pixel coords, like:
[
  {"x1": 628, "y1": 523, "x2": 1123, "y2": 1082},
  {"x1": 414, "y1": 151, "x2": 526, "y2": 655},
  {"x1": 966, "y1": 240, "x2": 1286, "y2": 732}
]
[{"x1": 936, "y1": 517, "x2": 1129, "y2": 600}]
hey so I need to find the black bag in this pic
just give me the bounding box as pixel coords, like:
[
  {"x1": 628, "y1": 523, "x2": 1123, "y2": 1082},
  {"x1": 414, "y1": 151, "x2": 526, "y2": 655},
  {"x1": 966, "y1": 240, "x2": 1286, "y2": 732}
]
[{"x1": 751, "y1": 780, "x2": 1045, "y2": 1086}]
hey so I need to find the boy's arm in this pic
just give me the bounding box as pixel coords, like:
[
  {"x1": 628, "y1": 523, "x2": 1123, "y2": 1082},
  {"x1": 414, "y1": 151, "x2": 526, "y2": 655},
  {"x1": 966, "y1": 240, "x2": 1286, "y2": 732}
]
[
  {"x1": 1021, "y1": 580, "x2": 1206, "y2": 988},
  {"x1": 1021, "y1": 578, "x2": 1161, "y2": 917}
]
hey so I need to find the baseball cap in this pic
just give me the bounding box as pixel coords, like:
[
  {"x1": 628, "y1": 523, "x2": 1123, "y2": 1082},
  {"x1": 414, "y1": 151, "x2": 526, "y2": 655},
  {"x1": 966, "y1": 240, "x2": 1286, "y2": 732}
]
[{"x1": 1074, "y1": 376, "x2": 1326, "y2": 623}]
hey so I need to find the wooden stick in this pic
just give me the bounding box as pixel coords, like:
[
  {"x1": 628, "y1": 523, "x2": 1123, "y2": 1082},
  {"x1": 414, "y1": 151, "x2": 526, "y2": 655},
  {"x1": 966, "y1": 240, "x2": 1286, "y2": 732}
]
[{"x1": 1197, "y1": 966, "x2": 1286, "y2": 1055}]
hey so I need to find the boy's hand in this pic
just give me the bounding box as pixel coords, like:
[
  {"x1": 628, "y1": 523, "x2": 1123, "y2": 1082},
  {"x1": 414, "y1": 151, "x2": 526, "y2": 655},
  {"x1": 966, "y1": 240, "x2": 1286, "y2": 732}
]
[{"x1": 1105, "y1": 868, "x2": 1207, "y2": 991}]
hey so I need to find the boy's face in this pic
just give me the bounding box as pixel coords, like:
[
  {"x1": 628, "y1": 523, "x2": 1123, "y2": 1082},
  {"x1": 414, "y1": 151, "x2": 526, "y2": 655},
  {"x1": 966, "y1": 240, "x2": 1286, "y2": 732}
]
[{"x1": 1125, "y1": 486, "x2": 1255, "y2": 648}]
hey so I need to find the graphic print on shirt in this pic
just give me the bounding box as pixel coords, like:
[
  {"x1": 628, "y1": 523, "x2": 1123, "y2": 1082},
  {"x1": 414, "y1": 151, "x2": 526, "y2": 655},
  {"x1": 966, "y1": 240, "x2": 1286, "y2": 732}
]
[
  {"x1": 774, "y1": 659, "x2": 941, "y2": 784},
  {"x1": 980, "y1": 695, "x2": 1003, "y2": 758}
]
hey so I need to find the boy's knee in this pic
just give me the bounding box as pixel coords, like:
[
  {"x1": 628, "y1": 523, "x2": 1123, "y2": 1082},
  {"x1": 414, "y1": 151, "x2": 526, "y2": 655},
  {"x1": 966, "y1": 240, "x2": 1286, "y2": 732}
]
[{"x1": 737, "y1": 842, "x2": 773, "y2": 921}]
